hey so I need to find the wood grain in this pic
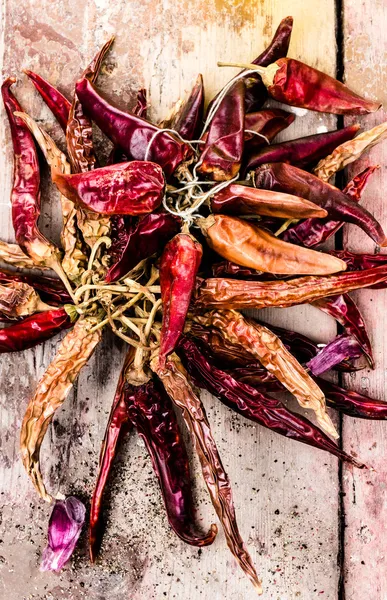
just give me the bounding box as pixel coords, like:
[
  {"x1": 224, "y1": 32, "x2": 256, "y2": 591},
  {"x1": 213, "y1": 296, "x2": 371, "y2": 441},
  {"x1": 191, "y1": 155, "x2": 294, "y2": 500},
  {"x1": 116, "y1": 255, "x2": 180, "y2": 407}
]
[{"x1": 0, "y1": 1, "x2": 345, "y2": 599}]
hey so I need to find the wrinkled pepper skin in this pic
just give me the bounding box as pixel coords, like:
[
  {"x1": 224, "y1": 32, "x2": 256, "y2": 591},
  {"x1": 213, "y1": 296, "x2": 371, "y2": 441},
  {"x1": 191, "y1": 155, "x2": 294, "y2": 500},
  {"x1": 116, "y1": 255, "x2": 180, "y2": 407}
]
[
  {"x1": 106, "y1": 213, "x2": 181, "y2": 283},
  {"x1": 164, "y1": 75, "x2": 204, "y2": 141},
  {"x1": 178, "y1": 336, "x2": 362, "y2": 466},
  {"x1": 194, "y1": 265, "x2": 387, "y2": 310},
  {"x1": 159, "y1": 233, "x2": 203, "y2": 368},
  {"x1": 133, "y1": 88, "x2": 148, "y2": 118},
  {"x1": 0, "y1": 309, "x2": 73, "y2": 353},
  {"x1": 243, "y1": 124, "x2": 360, "y2": 174},
  {"x1": 125, "y1": 378, "x2": 217, "y2": 547},
  {"x1": 329, "y1": 250, "x2": 387, "y2": 290},
  {"x1": 199, "y1": 214, "x2": 346, "y2": 275},
  {"x1": 263, "y1": 58, "x2": 381, "y2": 114},
  {"x1": 255, "y1": 162, "x2": 387, "y2": 246},
  {"x1": 198, "y1": 80, "x2": 245, "y2": 181},
  {"x1": 0, "y1": 268, "x2": 71, "y2": 306},
  {"x1": 283, "y1": 165, "x2": 379, "y2": 247},
  {"x1": 244, "y1": 109, "x2": 295, "y2": 149},
  {"x1": 75, "y1": 78, "x2": 190, "y2": 178},
  {"x1": 306, "y1": 334, "x2": 362, "y2": 376},
  {"x1": 317, "y1": 379, "x2": 387, "y2": 420},
  {"x1": 53, "y1": 161, "x2": 165, "y2": 215},
  {"x1": 211, "y1": 184, "x2": 328, "y2": 219},
  {"x1": 25, "y1": 70, "x2": 71, "y2": 132}
]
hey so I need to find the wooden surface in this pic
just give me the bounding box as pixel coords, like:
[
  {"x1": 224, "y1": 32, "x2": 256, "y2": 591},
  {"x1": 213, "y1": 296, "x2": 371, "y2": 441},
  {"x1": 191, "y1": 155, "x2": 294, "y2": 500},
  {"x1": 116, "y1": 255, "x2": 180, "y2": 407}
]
[{"x1": 0, "y1": 1, "x2": 386, "y2": 599}]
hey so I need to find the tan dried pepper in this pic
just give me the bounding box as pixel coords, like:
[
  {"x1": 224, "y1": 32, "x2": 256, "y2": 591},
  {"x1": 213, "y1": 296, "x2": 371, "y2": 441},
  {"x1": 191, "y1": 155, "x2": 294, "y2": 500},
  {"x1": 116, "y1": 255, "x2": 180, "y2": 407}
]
[
  {"x1": 193, "y1": 310, "x2": 337, "y2": 439},
  {"x1": 314, "y1": 121, "x2": 387, "y2": 181},
  {"x1": 20, "y1": 318, "x2": 102, "y2": 502},
  {"x1": 0, "y1": 240, "x2": 43, "y2": 270},
  {"x1": 0, "y1": 280, "x2": 54, "y2": 319},
  {"x1": 198, "y1": 215, "x2": 346, "y2": 275},
  {"x1": 152, "y1": 354, "x2": 262, "y2": 595},
  {"x1": 15, "y1": 112, "x2": 87, "y2": 282}
]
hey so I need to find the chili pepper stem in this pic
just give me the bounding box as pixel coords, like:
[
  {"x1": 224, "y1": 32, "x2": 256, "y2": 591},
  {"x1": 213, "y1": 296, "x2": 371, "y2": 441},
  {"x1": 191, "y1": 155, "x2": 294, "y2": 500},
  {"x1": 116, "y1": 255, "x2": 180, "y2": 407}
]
[
  {"x1": 217, "y1": 61, "x2": 279, "y2": 87},
  {"x1": 275, "y1": 218, "x2": 300, "y2": 237},
  {"x1": 51, "y1": 261, "x2": 77, "y2": 303}
]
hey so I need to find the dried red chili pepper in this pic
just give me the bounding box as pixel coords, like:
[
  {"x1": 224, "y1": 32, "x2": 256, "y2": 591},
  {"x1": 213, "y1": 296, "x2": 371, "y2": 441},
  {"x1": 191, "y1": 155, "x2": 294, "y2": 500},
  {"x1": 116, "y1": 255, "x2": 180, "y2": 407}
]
[
  {"x1": 255, "y1": 162, "x2": 387, "y2": 246},
  {"x1": 317, "y1": 379, "x2": 387, "y2": 420},
  {"x1": 306, "y1": 334, "x2": 363, "y2": 376},
  {"x1": 0, "y1": 268, "x2": 71, "y2": 307},
  {"x1": 0, "y1": 308, "x2": 74, "y2": 353},
  {"x1": 244, "y1": 109, "x2": 295, "y2": 149},
  {"x1": 152, "y1": 354, "x2": 262, "y2": 594},
  {"x1": 53, "y1": 161, "x2": 165, "y2": 215},
  {"x1": 133, "y1": 88, "x2": 148, "y2": 118},
  {"x1": 220, "y1": 57, "x2": 381, "y2": 114},
  {"x1": 194, "y1": 264, "x2": 387, "y2": 310},
  {"x1": 177, "y1": 336, "x2": 362, "y2": 466},
  {"x1": 197, "y1": 80, "x2": 245, "y2": 181},
  {"x1": 330, "y1": 250, "x2": 387, "y2": 271},
  {"x1": 198, "y1": 214, "x2": 346, "y2": 275},
  {"x1": 106, "y1": 213, "x2": 181, "y2": 283},
  {"x1": 75, "y1": 78, "x2": 190, "y2": 178},
  {"x1": 159, "y1": 232, "x2": 203, "y2": 368},
  {"x1": 282, "y1": 165, "x2": 379, "y2": 247},
  {"x1": 211, "y1": 184, "x2": 328, "y2": 219},
  {"x1": 312, "y1": 294, "x2": 374, "y2": 368},
  {"x1": 161, "y1": 75, "x2": 204, "y2": 141},
  {"x1": 243, "y1": 124, "x2": 360, "y2": 174},
  {"x1": 25, "y1": 70, "x2": 71, "y2": 132}
]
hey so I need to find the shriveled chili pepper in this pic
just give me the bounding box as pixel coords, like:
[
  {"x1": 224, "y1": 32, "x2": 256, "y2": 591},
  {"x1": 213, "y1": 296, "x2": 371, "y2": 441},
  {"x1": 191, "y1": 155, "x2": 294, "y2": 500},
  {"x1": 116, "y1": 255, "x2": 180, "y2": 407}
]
[
  {"x1": 243, "y1": 124, "x2": 360, "y2": 174},
  {"x1": 152, "y1": 354, "x2": 262, "y2": 594},
  {"x1": 244, "y1": 108, "x2": 295, "y2": 149},
  {"x1": 0, "y1": 240, "x2": 38, "y2": 270},
  {"x1": 133, "y1": 88, "x2": 148, "y2": 118},
  {"x1": 282, "y1": 165, "x2": 379, "y2": 247},
  {"x1": 193, "y1": 310, "x2": 337, "y2": 438},
  {"x1": 106, "y1": 213, "x2": 180, "y2": 283},
  {"x1": 75, "y1": 78, "x2": 190, "y2": 178},
  {"x1": 306, "y1": 334, "x2": 363, "y2": 376},
  {"x1": 314, "y1": 121, "x2": 387, "y2": 181},
  {"x1": 312, "y1": 294, "x2": 374, "y2": 368},
  {"x1": 161, "y1": 75, "x2": 204, "y2": 141},
  {"x1": 53, "y1": 161, "x2": 165, "y2": 215},
  {"x1": 219, "y1": 57, "x2": 381, "y2": 115},
  {"x1": 178, "y1": 336, "x2": 362, "y2": 466},
  {"x1": 125, "y1": 377, "x2": 217, "y2": 547},
  {"x1": 159, "y1": 232, "x2": 203, "y2": 368},
  {"x1": 89, "y1": 351, "x2": 133, "y2": 561},
  {"x1": 255, "y1": 162, "x2": 387, "y2": 245},
  {"x1": 211, "y1": 184, "x2": 328, "y2": 219},
  {"x1": 197, "y1": 80, "x2": 245, "y2": 181},
  {"x1": 0, "y1": 308, "x2": 74, "y2": 353},
  {"x1": 25, "y1": 70, "x2": 71, "y2": 132},
  {"x1": 317, "y1": 379, "x2": 387, "y2": 420},
  {"x1": 198, "y1": 214, "x2": 346, "y2": 275},
  {"x1": 20, "y1": 318, "x2": 102, "y2": 501},
  {"x1": 0, "y1": 268, "x2": 71, "y2": 306},
  {"x1": 0, "y1": 280, "x2": 55, "y2": 320},
  {"x1": 331, "y1": 250, "x2": 387, "y2": 272},
  {"x1": 194, "y1": 264, "x2": 387, "y2": 310}
]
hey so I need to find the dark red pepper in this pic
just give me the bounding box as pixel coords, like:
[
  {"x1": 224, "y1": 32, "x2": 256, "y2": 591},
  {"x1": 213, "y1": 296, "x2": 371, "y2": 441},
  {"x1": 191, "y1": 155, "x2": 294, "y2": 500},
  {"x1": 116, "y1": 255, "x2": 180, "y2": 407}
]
[
  {"x1": 0, "y1": 308, "x2": 73, "y2": 353},
  {"x1": 317, "y1": 379, "x2": 387, "y2": 420},
  {"x1": 162, "y1": 75, "x2": 204, "y2": 141},
  {"x1": 133, "y1": 88, "x2": 148, "y2": 118},
  {"x1": 0, "y1": 268, "x2": 71, "y2": 306},
  {"x1": 25, "y1": 70, "x2": 71, "y2": 132},
  {"x1": 244, "y1": 108, "x2": 295, "y2": 150}
]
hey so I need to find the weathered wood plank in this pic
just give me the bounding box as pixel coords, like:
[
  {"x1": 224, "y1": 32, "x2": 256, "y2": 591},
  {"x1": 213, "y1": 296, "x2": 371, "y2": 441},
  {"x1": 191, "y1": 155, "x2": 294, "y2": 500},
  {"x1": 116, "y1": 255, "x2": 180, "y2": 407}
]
[
  {"x1": 0, "y1": 1, "x2": 341, "y2": 599},
  {"x1": 342, "y1": 2, "x2": 387, "y2": 598}
]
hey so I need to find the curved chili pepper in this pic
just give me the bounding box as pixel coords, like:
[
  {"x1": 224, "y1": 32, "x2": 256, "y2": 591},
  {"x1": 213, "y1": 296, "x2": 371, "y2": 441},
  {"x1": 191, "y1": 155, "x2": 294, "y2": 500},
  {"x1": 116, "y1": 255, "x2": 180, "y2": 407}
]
[
  {"x1": 0, "y1": 308, "x2": 73, "y2": 353},
  {"x1": 125, "y1": 377, "x2": 217, "y2": 547},
  {"x1": 244, "y1": 109, "x2": 295, "y2": 150},
  {"x1": 329, "y1": 250, "x2": 387, "y2": 290},
  {"x1": 53, "y1": 161, "x2": 165, "y2": 215},
  {"x1": 317, "y1": 379, "x2": 387, "y2": 420},
  {"x1": 243, "y1": 124, "x2": 360, "y2": 174},
  {"x1": 177, "y1": 336, "x2": 362, "y2": 466},
  {"x1": 0, "y1": 268, "x2": 71, "y2": 306},
  {"x1": 282, "y1": 165, "x2": 379, "y2": 247},
  {"x1": 312, "y1": 294, "x2": 374, "y2": 368},
  {"x1": 198, "y1": 80, "x2": 245, "y2": 181},
  {"x1": 133, "y1": 88, "x2": 148, "y2": 118},
  {"x1": 152, "y1": 354, "x2": 262, "y2": 594},
  {"x1": 194, "y1": 265, "x2": 387, "y2": 310},
  {"x1": 25, "y1": 70, "x2": 71, "y2": 132},
  {"x1": 106, "y1": 213, "x2": 181, "y2": 283},
  {"x1": 159, "y1": 232, "x2": 203, "y2": 368},
  {"x1": 255, "y1": 162, "x2": 387, "y2": 246},
  {"x1": 211, "y1": 184, "x2": 328, "y2": 219},
  {"x1": 161, "y1": 75, "x2": 204, "y2": 141},
  {"x1": 306, "y1": 334, "x2": 363, "y2": 376},
  {"x1": 75, "y1": 78, "x2": 190, "y2": 178},
  {"x1": 198, "y1": 214, "x2": 346, "y2": 275}
]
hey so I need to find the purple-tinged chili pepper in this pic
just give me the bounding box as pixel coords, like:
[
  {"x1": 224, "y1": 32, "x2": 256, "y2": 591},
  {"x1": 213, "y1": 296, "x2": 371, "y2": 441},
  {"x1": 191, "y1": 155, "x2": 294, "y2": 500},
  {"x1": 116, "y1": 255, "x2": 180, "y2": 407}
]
[
  {"x1": 107, "y1": 216, "x2": 132, "y2": 267},
  {"x1": 133, "y1": 88, "x2": 148, "y2": 118},
  {"x1": 306, "y1": 334, "x2": 363, "y2": 376},
  {"x1": 159, "y1": 232, "x2": 203, "y2": 368},
  {"x1": 161, "y1": 75, "x2": 204, "y2": 141},
  {"x1": 0, "y1": 268, "x2": 71, "y2": 306},
  {"x1": 211, "y1": 184, "x2": 328, "y2": 219},
  {"x1": 152, "y1": 354, "x2": 262, "y2": 594},
  {"x1": 198, "y1": 80, "x2": 245, "y2": 181},
  {"x1": 255, "y1": 162, "x2": 387, "y2": 246},
  {"x1": 194, "y1": 265, "x2": 387, "y2": 310},
  {"x1": 211, "y1": 260, "x2": 293, "y2": 281},
  {"x1": 53, "y1": 161, "x2": 165, "y2": 215},
  {"x1": 106, "y1": 213, "x2": 181, "y2": 283},
  {"x1": 244, "y1": 109, "x2": 295, "y2": 149},
  {"x1": 125, "y1": 377, "x2": 217, "y2": 547},
  {"x1": 330, "y1": 250, "x2": 387, "y2": 271},
  {"x1": 75, "y1": 78, "x2": 190, "y2": 178},
  {"x1": 0, "y1": 308, "x2": 74, "y2": 353},
  {"x1": 243, "y1": 124, "x2": 360, "y2": 174},
  {"x1": 178, "y1": 336, "x2": 363, "y2": 467},
  {"x1": 283, "y1": 165, "x2": 379, "y2": 247},
  {"x1": 220, "y1": 57, "x2": 381, "y2": 115},
  {"x1": 317, "y1": 379, "x2": 387, "y2": 420},
  {"x1": 25, "y1": 70, "x2": 71, "y2": 132},
  {"x1": 312, "y1": 294, "x2": 374, "y2": 368}
]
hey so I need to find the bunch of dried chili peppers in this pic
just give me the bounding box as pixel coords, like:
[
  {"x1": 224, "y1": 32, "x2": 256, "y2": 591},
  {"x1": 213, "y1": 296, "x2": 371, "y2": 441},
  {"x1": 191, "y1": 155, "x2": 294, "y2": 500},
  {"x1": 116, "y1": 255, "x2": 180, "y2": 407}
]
[{"x1": 2, "y1": 16, "x2": 387, "y2": 594}]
